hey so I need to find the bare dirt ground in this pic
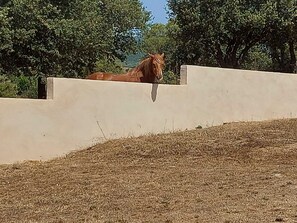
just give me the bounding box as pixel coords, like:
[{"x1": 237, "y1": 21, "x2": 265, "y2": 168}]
[{"x1": 1, "y1": 119, "x2": 297, "y2": 223}]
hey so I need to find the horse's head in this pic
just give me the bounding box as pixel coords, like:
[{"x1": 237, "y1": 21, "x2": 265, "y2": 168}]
[{"x1": 149, "y1": 53, "x2": 165, "y2": 82}]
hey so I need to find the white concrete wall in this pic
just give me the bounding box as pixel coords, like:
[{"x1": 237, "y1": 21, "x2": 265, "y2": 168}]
[{"x1": 1, "y1": 65, "x2": 297, "y2": 164}]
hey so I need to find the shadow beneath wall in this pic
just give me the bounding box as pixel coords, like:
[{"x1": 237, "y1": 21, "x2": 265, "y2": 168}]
[{"x1": 151, "y1": 83, "x2": 159, "y2": 102}]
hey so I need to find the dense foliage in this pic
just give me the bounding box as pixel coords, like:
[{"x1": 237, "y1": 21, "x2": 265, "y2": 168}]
[
  {"x1": 141, "y1": 22, "x2": 180, "y2": 83},
  {"x1": 0, "y1": 0, "x2": 296, "y2": 97},
  {"x1": 167, "y1": 0, "x2": 297, "y2": 72},
  {"x1": 0, "y1": 0, "x2": 149, "y2": 77},
  {"x1": 0, "y1": 0, "x2": 149, "y2": 97}
]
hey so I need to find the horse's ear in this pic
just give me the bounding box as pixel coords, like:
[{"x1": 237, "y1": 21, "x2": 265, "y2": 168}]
[
  {"x1": 148, "y1": 53, "x2": 154, "y2": 58},
  {"x1": 161, "y1": 53, "x2": 164, "y2": 58}
]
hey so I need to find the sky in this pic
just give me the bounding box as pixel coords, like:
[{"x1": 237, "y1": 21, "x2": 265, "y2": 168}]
[{"x1": 140, "y1": 0, "x2": 168, "y2": 24}]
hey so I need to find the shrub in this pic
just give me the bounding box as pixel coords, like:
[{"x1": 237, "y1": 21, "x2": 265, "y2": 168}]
[
  {"x1": 11, "y1": 74, "x2": 38, "y2": 98},
  {"x1": 161, "y1": 71, "x2": 179, "y2": 85},
  {"x1": 0, "y1": 75, "x2": 18, "y2": 98}
]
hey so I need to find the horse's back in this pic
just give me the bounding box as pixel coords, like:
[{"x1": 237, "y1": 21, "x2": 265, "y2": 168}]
[
  {"x1": 86, "y1": 72, "x2": 112, "y2": 80},
  {"x1": 86, "y1": 53, "x2": 165, "y2": 83},
  {"x1": 86, "y1": 72, "x2": 141, "y2": 82}
]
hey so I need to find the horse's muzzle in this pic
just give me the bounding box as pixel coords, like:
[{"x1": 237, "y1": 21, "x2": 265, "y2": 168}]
[
  {"x1": 156, "y1": 71, "x2": 163, "y2": 82},
  {"x1": 156, "y1": 75, "x2": 163, "y2": 81}
]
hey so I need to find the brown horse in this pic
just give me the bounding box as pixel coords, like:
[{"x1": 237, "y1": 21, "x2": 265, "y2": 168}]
[{"x1": 86, "y1": 53, "x2": 165, "y2": 83}]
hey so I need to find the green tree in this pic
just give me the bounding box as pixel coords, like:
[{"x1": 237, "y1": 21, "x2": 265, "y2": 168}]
[
  {"x1": 168, "y1": 0, "x2": 296, "y2": 71},
  {"x1": 142, "y1": 23, "x2": 170, "y2": 53},
  {"x1": 0, "y1": 75, "x2": 17, "y2": 98},
  {"x1": 142, "y1": 22, "x2": 181, "y2": 82},
  {"x1": 1, "y1": 0, "x2": 64, "y2": 76},
  {"x1": 241, "y1": 45, "x2": 272, "y2": 71},
  {"x1": 0, "y1": 0, "x2": 150, "y2": 78},
  {"x1": 0, "y1": 7, "x2": 13, "y2": 73},
  {"x1": 266, "y1": 1, "x2": 297, "y2": 73},
  {"x1": 95, "y1": 58, "x2": 125, "y2": 73},
  {"x1": 10, "y1": 74, "x2": 38, "y2": 98},
  {"x1": 161, "y1": 70, "x2": 179, "y2": 85}
]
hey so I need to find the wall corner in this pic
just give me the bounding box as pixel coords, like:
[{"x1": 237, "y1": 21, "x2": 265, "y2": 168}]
[
  {"x1": 180, "y1": 65, "x2": 188, "y2": 85},
  {"x1": 46, "y1": 77, "x2": 54, "y2": 99}
]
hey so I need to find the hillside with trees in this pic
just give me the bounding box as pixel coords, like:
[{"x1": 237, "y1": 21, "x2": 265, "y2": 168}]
[
  {"x1": 0, "y1": 0, "x2": 149, "y2": 97},
  {"x1": 166, "y1": 0, "x2": 297, "y2": 72},
  {"x1": 0, "y1": 0, "x2": 296, "y2": 97}
]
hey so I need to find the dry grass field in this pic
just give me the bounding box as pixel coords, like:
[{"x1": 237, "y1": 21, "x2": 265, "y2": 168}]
[{"x1": 1, "y1": 119, "x2": 297, "y2": 223}]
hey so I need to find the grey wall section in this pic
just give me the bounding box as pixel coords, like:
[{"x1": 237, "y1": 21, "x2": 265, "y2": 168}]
[{"x1": 1, "y1": 65, "x2": 297, "y2": 164}]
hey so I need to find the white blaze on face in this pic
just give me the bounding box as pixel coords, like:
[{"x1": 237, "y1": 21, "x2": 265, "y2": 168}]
[
  {"x1": 155, "y1": 70, "x2": 163, "y2": 82},
  {"x1": 150, "y1": 53, "x2": 165, "y2": 82},
  {"x1": 159, "y1": 70, "x2": 163, "y2": 80}
]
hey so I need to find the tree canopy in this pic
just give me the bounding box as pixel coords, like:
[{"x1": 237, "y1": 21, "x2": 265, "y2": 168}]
[
  {"x1": 1, "y1": 0, "x2": 297, "y2": 98},
  {"x1": 167, "y1": 0, "x2": 297, "y2": 72},
  {"x1": 0, "y1": 0, "x2": 150, "y2": 78}
]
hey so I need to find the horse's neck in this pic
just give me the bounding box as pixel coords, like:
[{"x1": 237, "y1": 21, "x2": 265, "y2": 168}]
[
  {"x1": 132, "y1": 58, "x2": 154, "y2": 82},
  {"x1": 140, "y1": 58, "x2": 152, "y2": 73}
]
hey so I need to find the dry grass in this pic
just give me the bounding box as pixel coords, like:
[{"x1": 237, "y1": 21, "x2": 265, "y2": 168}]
[{"x1": 1, "y1": 119, "x2": 297, "y2": 222}]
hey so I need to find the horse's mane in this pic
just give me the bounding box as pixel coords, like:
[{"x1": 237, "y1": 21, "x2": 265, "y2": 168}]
[
  {"x1": 129, "y1": 57, "x2": 152, "y2": 78},
  {"x1": 86, "y1": 53, "x2": 163, "y2": 83}
]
